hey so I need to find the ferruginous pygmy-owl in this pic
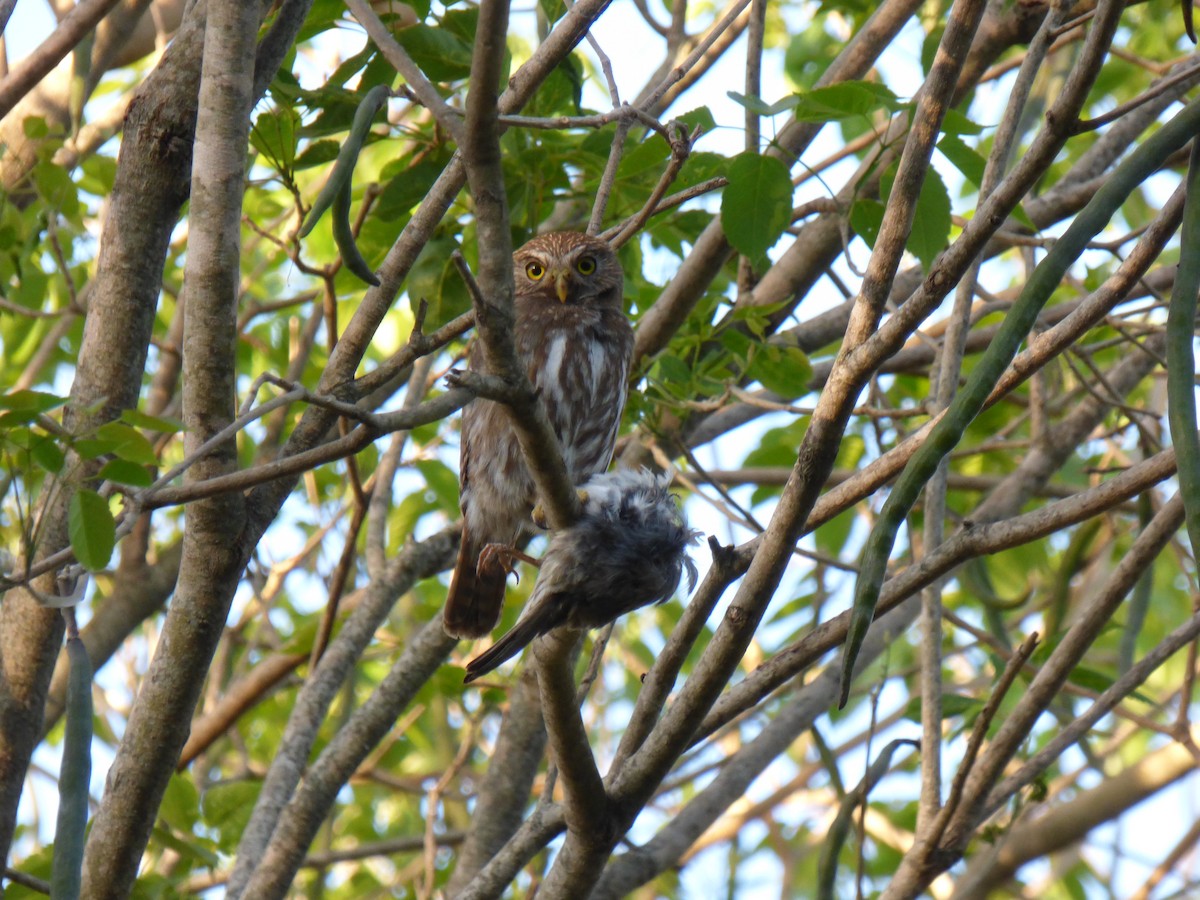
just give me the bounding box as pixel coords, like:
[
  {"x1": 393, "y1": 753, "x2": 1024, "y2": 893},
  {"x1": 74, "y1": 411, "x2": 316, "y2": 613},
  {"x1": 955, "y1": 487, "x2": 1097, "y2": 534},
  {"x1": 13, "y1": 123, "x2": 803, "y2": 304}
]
[
  {"x1": 463, "y1": 469, "x2": 702, "y2": 682},
  {"x1": 443, "y1": 232, "x2": 635, "y2": 639}
]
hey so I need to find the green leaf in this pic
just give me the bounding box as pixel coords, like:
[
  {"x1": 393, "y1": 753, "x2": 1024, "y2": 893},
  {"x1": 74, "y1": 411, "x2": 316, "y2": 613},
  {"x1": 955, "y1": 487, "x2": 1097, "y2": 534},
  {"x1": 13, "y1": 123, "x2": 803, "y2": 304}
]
[
  {"x1": 849, "y1": 198, "x2": 884, "y2": 248},
  {"x1": 68, "y1": 488, "x2": 115, "y2": 571},
  {"x1": 201, "y1": 781, "x2": 260, "y2": 853},
  {"x1": 120, "y1": 409, "x2": 185, "y2": 434},
  {"x1": 675, "y1": 106, "x2": 717, "y2": 136},
  {"x1": 654, "y1": 354, "x2": 693, "y2": 386},
  {"x1": 30, "y1": 436, "x2": 65, "y2": 474},
  {"x1": 415, "y1": 459, "x2": 461, "y2": 511},
  {"x1": 407, "y1": 235, "x2": 468, "y2": 325},
  {"x1": 78, "y1": 155, "x2": 118, "y2": 197},
  {"x1": 97, "y1": 458, "x2": 153, "y2": 487},
  {"x1": 73, "y1": 439, "x2": 112, "y2": 461},
  {"x1": 525, "y1": 61, "x2": 582, "y2": 118},
  {"x1": 396, "y1": 25, "x2": 473, "y2": 81},
  {"x1": 1065, "y1": 663, "x2": 1153, "y2": 703},
  {"x1": 146, "y1": 825, "x2": 220, "y2": 869},
  {"x1": 785, "y1": 22, "x2": 839, "y2": 91},
  {"x1": 1066, "y1": 665, "x2": 1112, "y2": 694},
  {"x1": 726, "y1": 91, "x2": 798, "y2": 117},
  {"x1": 875, "y1": 163, "x2": 951, "y2": 272},
  {"x1": 937, "y1": 133, "x2": 986, "y2": 188},
  {"x1": 376, "y1": 157, "x2": 449, "y2": 221},
  {"x1": 720, "y1": 152, "x2": 793, "y2": 259},
  {"x1": 23, "y1": 116, "x2": 49, "y2": 139},
  {"x1": 940, "y1": 107, "x2": 985, "y2": 135},
  {"x1": 95, "y1": 422, "x2": 158, "y2": 465},
  {"x1": 33, "y1": 159, "x2": 80, "y2": 219},
  {"x1": 251, "y1": 106, "x2": 299, "y2": 173},
  {"x1": 0, "y1": 390, "x2": 67, "y2": 422},
  {"x1": 719, "y1": 328, "x2": 754, "y2": 362},
  {"x1": 294, "y1": 139, "x2": 342, "y2": 171},
  {"x1": 158, "y1": 773, "x2": 201, "y2": 832},
  {"x1": 320, "y1": 46, "x2": 373, "y2": 94},
  {"x1": 907, "y1": 165, "x2": 951, "y2": 272},
  {"x1": 746, "y1": 342, "x2": 812, "y2": 398},
  {"x1": 1010, "y1": 202, "x2": 1037, "y2": 230},
  {"x1": 920, "y1": 24, "x2": 945, "y2": 77},
  {"x1": 744, "y1": 419, "x2": 808, "y2": 470},
  {"x1": 441, "y1": 6, "x2": 480, "y2": 44},
  {"x1": 729, "y1": 299, "x2": 787, "y2": 338},
  {"x1": 791, "y1": 81, "x2": 903, "y2": 123}
]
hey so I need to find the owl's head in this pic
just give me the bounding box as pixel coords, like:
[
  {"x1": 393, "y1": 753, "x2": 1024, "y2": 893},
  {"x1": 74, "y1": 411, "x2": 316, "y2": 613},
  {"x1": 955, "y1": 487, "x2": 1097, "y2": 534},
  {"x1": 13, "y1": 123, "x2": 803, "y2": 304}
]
[{"x1": 513, "y1": 232, "x2": 623, "y2": 308}]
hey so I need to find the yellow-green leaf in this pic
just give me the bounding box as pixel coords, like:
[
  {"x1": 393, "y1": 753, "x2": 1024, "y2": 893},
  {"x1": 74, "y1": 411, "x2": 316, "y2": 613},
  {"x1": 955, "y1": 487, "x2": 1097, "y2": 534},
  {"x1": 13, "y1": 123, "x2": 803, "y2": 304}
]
[{"x1": 68, "y1": 489, "x2": 115, "y2": 571}]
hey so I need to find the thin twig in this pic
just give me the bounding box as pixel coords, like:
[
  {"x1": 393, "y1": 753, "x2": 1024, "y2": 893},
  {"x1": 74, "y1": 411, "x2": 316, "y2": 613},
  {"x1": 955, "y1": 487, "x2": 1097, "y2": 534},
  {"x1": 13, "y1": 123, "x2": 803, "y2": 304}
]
[
  {"x1": 457, "y1": 102, "x2": 681, "y2": 142},
  {"x1": 588, "y1": 118, "x2": 632, "y2": 234},
  {"x1": 352, "y1": 305, "x2": 474, "y2": 398},
  {"x1": 926, "y1": 632, "x2": 1040, "y2": 849},
  {"x1": 598, "y1": 175, "x2": 727, "y2": 242},
  {"x1": 609, "y1": 122, "x2": 698, "y2": 249},
  {"x1": 0, "y1": 0, "x2": 123, "y2": 119},
  {"x1": 421, "y1": 719, "x2": 478, "y2": 900},
  {"x1": 1075, "y1": 59, "x2": 1200, "y2": 132}
]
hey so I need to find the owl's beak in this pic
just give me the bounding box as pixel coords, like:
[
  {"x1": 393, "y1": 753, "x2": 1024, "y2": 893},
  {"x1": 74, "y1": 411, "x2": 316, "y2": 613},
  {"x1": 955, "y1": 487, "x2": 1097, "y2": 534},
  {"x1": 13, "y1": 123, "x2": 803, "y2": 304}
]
[{"x1": 553, "y1": 270, "x2": 569, "y2": 302}]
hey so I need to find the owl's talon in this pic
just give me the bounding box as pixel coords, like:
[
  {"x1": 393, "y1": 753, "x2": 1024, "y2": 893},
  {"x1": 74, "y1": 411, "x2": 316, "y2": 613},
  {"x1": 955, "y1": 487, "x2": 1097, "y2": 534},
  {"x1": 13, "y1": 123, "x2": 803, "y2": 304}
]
[
  {"x1": 478, "y1": 543, "x2": 516, "y2": 581},
  {"x1": 478, "y1": 544, "x2": 541, "y2": 582}
]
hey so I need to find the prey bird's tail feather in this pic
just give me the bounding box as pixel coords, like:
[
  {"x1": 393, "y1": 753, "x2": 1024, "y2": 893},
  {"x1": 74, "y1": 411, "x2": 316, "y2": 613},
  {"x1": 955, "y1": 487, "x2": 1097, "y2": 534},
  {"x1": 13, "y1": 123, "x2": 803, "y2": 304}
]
[{"x1": 463, "y1": 599, "x2": 564, "y2": 682}]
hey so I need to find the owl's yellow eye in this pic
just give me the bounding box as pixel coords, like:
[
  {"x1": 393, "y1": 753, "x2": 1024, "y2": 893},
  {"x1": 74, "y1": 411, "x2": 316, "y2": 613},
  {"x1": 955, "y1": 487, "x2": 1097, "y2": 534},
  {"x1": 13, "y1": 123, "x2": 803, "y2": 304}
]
[
  {"x1": 576, "y1": 256, "x2": 597, "y2": 275},
  {"x1": 525, "y1": 262, "x2": 546, "y2": 280}
]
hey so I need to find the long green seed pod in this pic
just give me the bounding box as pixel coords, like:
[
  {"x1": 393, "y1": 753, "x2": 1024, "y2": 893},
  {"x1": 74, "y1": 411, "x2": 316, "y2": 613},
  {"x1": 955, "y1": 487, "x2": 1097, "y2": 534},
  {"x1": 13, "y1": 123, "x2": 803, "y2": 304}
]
[
  {"x1": 841, "y1": 94, "x2": 1200, "y2": 708},
  {"x1": 1167, "y1": 140, "x2": 1200, "y2": 561},
  {"x1": 298, "y1": 83, "x2": 389, "y2": 285},
  {"x1": 51, "y1": 635, "x2": 92, "y2": 900},
  {"x1": 331, "y1": 168, "x2": 381, "y2": 286}
]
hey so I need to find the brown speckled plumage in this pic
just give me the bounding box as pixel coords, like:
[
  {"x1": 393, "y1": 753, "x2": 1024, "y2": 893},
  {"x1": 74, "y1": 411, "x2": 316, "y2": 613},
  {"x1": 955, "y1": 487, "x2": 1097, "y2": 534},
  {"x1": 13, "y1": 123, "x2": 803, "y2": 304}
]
[{"x1": 443, "y1": 232, "x2": 634, "y2": 639}]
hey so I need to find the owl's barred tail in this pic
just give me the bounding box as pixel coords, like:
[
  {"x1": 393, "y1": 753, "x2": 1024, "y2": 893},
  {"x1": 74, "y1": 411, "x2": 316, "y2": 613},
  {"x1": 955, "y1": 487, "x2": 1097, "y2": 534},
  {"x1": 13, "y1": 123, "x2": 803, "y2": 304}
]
[
  {"x1": 462, "y1": 601, "x2": 562, "y2": 682},
  {"x1": 443, "y1": 533, "x2": 507, "y2": 639}
]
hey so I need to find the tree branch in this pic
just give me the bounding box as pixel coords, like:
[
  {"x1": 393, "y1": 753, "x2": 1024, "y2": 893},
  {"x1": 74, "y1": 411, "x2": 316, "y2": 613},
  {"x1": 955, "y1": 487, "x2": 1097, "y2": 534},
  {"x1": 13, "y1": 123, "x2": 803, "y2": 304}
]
[
  {"x1": 238, "y1": 619, "x2": 458, "y2": 900},
  {"x1": 0, "y1": 0, "x2": 123, "y2": 119},
  {"x1": 446, "y1": 666, "x2": 547, "y2": 893},
  {"x1": 534, "y1": 628, "x2": 607, "y2": 829},
  {"x1": 226, "y1": 525, "x2": 459, "y2": 896},
  {"x1": 80, "y1": 1, "x2": 261, "y2": 894}
]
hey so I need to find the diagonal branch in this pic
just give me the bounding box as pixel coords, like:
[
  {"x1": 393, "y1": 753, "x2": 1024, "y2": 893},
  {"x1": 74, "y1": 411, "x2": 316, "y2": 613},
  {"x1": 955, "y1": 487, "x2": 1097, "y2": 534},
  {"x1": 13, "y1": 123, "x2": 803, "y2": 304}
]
[
  {"x1": 343, "y1": 0, "x2": 465, "y2": 144},
  {"x1": 238, "y1": 618, "x2": 459, "y2": 900},
  {"x1": 0, "y1": 0, "x2": 123, "y2": 119},
  {"x1": 226, "y1": 525, "x2": 459, "y2": 897}
]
